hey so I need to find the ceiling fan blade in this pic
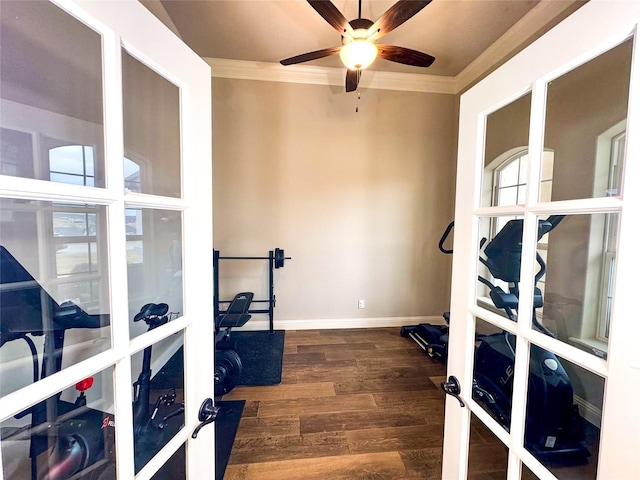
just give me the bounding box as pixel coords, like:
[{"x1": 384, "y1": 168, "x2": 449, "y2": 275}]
[
  {"x1": 280, "y1": 46, "x2": 341, "y2": 66},
  {"x1": 367, "y1": 0, "x2": 432, "y2": 40},
  {"x1": 377, "y1": 45, "x2": 435, "y2": 67},
  {"x1": 308, "y1": 1, "x2": 355, "y2": 37},
  {"x1": 345, "y1": 69, "x2": 360, "y2": 92}
]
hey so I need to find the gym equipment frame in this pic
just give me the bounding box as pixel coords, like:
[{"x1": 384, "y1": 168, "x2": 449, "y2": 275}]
[{"x1": 213, "y1": 248, "x2": 290, "y2": 332}]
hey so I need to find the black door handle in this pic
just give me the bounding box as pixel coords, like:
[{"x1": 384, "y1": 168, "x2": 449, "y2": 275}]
[
  {"x1": 191, "y1": 398, "x2": 219, "y2": 439},
  {"x1": 441, "y1": 375, "x2": 465, "y2": 407}
]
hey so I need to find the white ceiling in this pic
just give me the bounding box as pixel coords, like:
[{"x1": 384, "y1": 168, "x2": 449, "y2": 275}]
[{"x1": 143, "y1": 0, "x2": 586, "y2": 78}]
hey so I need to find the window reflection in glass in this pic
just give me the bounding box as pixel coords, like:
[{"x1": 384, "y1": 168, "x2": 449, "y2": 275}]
[
  {"x1": 53, "y1": 208, "x2": 99, "y2": 278},
  {"x1": 543, "y1": 38, "x2": 632, "y2": 202},
  {"x1": 124, "y1": 157, "x2": 142, "y2": 193},
  {"x1": 0, "y1": 198, "x2": 111, "y2": 398},
  {"x1": 49, "y1": 145, "x2": 96, "y2": 186},
  {"x1": 490, "y1": 150, "x2": 555, "y2": 209},
  {"x1": 123, "y1": 51, "x2": 181, "y2": 198},
  {"x1": 0, "y1": 1, "x2": 105, "y2": 186},
  {"x1": 127, "y1": 209, "x2": 183, "y2": 339},
  {"x1": 606, "y1": 132, "x2": 625, "y2": 197},
  {"x1": 126, "y1": 208, "x2": 144, "y2": 265},
  {"x1": 482, "y1": 93, "x2": 532, "y2": 208},
  {"x1": 0, "y1": 127, "x2": 33, "y2": 177},
  {"x1": 536, "y1": 214, "x2": 618, "y2": 358}
]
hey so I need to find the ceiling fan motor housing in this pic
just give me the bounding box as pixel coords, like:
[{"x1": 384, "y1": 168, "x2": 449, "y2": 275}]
[{"x1": 342, "y1": 18, "x2": 375, "y2": 44}]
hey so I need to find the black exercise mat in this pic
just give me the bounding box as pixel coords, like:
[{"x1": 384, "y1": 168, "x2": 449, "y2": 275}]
[
  {"x1": 215, "y1": 400, "x2": 245, "y2": 480},
  {"x1": 233, "y1": 330, "x2": 285, "y2": 386}
]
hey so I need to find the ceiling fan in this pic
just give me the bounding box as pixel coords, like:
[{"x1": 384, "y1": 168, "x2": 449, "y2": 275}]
[{"x1": 280, "y1": 0, "x2": 436, "y2": 92}]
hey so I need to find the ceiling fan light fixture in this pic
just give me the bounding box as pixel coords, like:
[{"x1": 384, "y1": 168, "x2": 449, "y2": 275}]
[
  {"x1": 340, "y1": 39, "x2": 377, "y2": 70},
  {"x1": 280, "y1": 0, "x2": 435, "y2": 92}
]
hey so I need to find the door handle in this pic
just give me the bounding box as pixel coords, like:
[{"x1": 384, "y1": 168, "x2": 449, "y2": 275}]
[
  {"x1": 191, "y1": 398, "x2": 219, "y2": 439},
  {"x1": 441, "y1": 375, "x2": 465, "y2": 407}
]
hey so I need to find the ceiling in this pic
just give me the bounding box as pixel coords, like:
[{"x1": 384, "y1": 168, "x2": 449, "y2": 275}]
[{"x1": 143, "y1": 0, "x2": 585, "y2": 78}]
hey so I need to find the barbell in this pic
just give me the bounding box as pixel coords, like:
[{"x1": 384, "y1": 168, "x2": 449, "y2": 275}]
[{"x1": 216, "y1": 248, "x2": 291, "y2": 269}]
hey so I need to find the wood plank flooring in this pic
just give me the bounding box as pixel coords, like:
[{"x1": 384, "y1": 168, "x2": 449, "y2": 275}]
[
  {"x1": 221, "y1": 328, "x2": 449, "y2": 479},
  {"x1": 220, "y1": 327, "x2": 596, "y2": 479}
]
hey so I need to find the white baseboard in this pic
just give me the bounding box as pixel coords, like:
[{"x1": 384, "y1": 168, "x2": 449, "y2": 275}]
[
  {"x1": 236, "y1": 315, "x2": 447, "y2": 331},
  {"x1": 573, "y1": 395, "x2": 602, "y2": 428}
]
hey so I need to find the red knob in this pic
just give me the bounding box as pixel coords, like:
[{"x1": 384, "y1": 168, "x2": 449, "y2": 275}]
[{"x1": 76, "y1": 377, "x2": 94, "y2": 392}]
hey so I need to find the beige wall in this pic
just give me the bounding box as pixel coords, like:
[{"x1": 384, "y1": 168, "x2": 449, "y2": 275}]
[{"x1": 212, "y1": 79, "x2": 457, "y2": 324}]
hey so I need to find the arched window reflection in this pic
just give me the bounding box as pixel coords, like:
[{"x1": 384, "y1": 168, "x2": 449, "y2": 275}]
[
  {"x1": 49, "y1": 145, "x2": 95, "y2": 186},
  {"x1": 124, "y1": 157, "x2": 141, "y2": 193}
]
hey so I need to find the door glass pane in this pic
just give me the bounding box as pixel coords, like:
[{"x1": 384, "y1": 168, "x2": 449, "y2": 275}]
[
  {"x1": 482, "y1": 93, "x2": 532, "y2": 208},
  {"x1": 0, "y1": 1, "x2": 105, "y2": 187},
  {"x1": 0, "y1": 199, "x2": 110, "y2": 398},
  {"x1": 543, "y1": 38, "x2": 632, "y2": 202},
  {"x1": 476, "y1": 216, "x2": 523, "y2": 318},
  {"x1": 122, "y1": 51, "x2": 181, "y2": 198},
  {"x1": 468, "y1": 412, "x2": 507, "y2": 479},
  {"x1": 151, "y1": 443, "x2": 185, "y2": 479},
  {"x1": 127, "y1": 208, "x2": 183, "y2": 339},
  {"x1": 524, "y1": 352, "x2": 602, "y2": 477},
  {"x1": 132, "y1": 332, "x2": 184, "y2": 474},
  {"x1": 522, "y1": 463, "x2": 539, "y2": 479},
  {"x1": 539, "y1": 151, "x2": 555, "y2": 203},
  {"x1": 473, "y1": 318, "x2": 515, "y2": 431},
  {"x1": 1, "y1": 367, "x2": 116, "y2": 479},
  {"x1": 533, "y1": 213, "x2": 617, "y2": 359}
]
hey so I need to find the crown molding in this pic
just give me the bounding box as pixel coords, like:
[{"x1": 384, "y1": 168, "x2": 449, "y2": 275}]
[
  {"x1": 205, "y1": 0, "x2": 583, "y2": 96},
  {"x1": 453, "y1": 0, "x2": 585, "y2": 93},
  {"x1": 205, "y1": 57, "x2": 457, "y2": 94}
]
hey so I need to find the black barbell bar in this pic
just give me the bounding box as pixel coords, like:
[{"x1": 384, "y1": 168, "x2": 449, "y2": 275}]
[{"x1": 216, "y1": 248, "x2": 291, "y2": 269}]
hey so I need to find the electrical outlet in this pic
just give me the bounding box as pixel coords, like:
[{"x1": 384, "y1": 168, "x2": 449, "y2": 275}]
[{"x1": 358, "y1": 299, "x2": 365, "y2": 309}]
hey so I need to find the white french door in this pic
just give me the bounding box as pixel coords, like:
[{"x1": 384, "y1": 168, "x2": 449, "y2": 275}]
[
  {"x1": 442, "y1": 2, "x2": 640, "y2": 479},
  {"x1": 0, "y1": 1, "x2": 214, "y2": 479}
]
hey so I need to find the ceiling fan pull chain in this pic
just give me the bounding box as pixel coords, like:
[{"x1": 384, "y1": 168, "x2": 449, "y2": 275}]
[{"x1": 356, "y1": 68, "x2": 362, "y2": 112}]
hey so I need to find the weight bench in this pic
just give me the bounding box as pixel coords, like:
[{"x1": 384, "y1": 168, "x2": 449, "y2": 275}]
[
  {"x1": 215, "y1": 292, "x2": 253, "y2": 345},
  {"x1": 214, "y1": 292, "x2": 253, "y2": 396}
]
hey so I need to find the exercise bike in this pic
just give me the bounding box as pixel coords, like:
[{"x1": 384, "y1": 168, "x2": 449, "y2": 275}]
[
  {"x1": 0, "y1": 245, "x2": 113, "y2": 480},
  {"x1": 401, "y1": 217, "x2": 590, "y2": 466},
  {"x1": 1, "y1": 245, "x2": 191, "y2": 479}
]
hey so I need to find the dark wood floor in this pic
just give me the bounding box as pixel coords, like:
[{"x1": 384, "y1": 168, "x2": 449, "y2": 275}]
[
  {"x1": 222, "y1": 327, "x2": 480, "y2": 479},
  {"x1": 221, "y1": 327, "x2": 597, "y2": 479}
]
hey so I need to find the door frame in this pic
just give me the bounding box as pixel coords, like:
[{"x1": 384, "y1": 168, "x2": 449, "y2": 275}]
[
  {"x1": 442, "y1": 2, "x2": 640, "y2": 479},
  {"x1": 0, "y1": 1, "x2": 214, "y2": 478}
]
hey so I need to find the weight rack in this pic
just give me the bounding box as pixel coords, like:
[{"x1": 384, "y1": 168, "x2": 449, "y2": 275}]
[{"x1": 213, "y1": 248, "x2": 290, "y2": 332}]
